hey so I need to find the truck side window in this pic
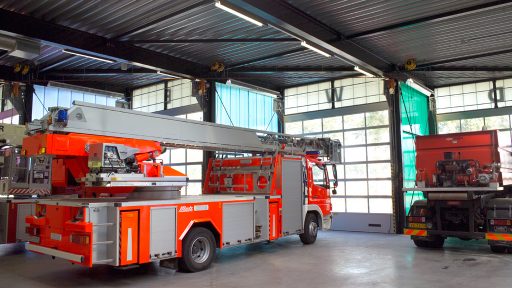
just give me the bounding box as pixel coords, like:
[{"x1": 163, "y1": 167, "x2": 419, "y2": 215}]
[{"x1": 312, "y1": 164, "x2": 327, "y2": 187}]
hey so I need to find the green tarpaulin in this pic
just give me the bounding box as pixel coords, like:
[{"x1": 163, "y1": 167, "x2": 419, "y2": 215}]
[{"x1": 400, "y1": 82, "x2": 430, "y2": 215}]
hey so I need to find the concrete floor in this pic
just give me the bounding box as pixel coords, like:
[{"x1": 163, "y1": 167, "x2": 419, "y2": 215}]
[{"x1": 0, "y1": 231, "x2": 511, "y2": 288}]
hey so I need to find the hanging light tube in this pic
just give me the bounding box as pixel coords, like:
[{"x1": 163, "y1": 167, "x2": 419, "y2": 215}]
[
  {"x1": 354, "y1": 66, "x2": 375, "y2": 77},
  {"x1": 215, "y1": 1, "x2": 263, "y2": 27},
  {"x1": 300, "y1": 41, "x2": 331, "y2": 57},
  {"x1": 62, "y1": 49, "x2": 115, "y2": 63},
  {"x1": 406, "y1": 78, "x2": 433, "y2": 96},
  {"x1": 157, "y1": 71, "x2": 179, "y2": 78}
]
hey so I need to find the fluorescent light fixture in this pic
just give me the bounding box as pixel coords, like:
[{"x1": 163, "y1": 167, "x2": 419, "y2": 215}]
[
  {"x1": 406, "y1": 78, "x2": 433, "y2": 96},
  {"x1": 215, "y1": 1, "x2": 263, "y2": 27},
  {"x1": 157, "y1": 71, "x2": 179, "y2": 78},
  {"x1": 300, "y1": 41, "x2": 331, "y2": 57},
  {"x1": 62, "y1": 49, "x2": 115, "y2": 63},
  {"x1": 354, "y1": 66, "x2": 375, "y2": 77}
]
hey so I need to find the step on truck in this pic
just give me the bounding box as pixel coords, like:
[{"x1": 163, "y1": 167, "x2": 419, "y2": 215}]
[
  {"x1": 405, "y1": 130, "x2": 512, "y2": 252},
  {"x1": 22, "y1": 102, "x2": 342, "y2": 272}
]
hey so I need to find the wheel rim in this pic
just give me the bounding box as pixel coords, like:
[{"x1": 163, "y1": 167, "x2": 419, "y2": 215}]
[
  {"x1": 190, "y1": 236, "x2": 211, "y2": 264},
  {"x1": 309, "y1": 220, "x2": 318, "y2": 236}
]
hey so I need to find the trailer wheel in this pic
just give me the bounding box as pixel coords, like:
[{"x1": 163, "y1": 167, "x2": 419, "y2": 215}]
[
  {"x1": 300, "y1": 213, "x2": 319, "y2": 245},
  {"x1": 413, "y1": 237, "x2": 444, "y2": 249},
  {"x1": 490, "y1": 245, "x2": 507, "y2": 253},
  {"x1": 179, "y1": 227, "x2": 216, "y2": 272}
]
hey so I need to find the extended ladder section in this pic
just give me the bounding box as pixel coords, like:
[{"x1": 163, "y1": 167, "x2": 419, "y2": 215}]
[{"x1": 29, "y1": 102, "x2": 341, "y2": 162}]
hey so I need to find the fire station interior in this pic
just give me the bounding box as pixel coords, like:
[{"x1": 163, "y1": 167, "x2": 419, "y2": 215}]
[{"x1": 0, "y1": 1, "x2": 512, "y2": 287}]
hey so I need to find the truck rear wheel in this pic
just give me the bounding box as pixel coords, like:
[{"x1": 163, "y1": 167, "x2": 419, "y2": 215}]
[
  {"x1": 300, "y1": 213, "x2": 319, "y2": 245},
  {"x1": 179, "y1": 227, "x2": 216, "y2": 272},
  {"x1": 490, "y1": 245, "x2": 507, "y2": 253},
  {"x1": 413, "y1": 237, "x2": 444, "y2": 249}
]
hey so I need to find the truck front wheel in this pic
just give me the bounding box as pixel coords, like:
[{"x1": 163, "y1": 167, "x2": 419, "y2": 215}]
[
  {"x1": 300, "y1": 213, "x2": 319, "y2": 245},
  {"x1": 179, "y1": 227, "x2": 216, "y2": 272},
  {"x1": 413, "y1": 237, "x2": 444, "y2": 249}
]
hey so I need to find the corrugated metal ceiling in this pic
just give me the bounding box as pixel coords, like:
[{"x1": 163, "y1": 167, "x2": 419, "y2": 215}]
[
  {"x1": 0, "y1": 0, "x2": 511, "y2": 90},
  {"x1": 411, "y1": 70, "x2": 512, "y2": 88},
  {"x1": 287, "y1": 0, "x2": 492, "y2": 36},
  {"x1": 352, "y1": 5, "x2": 512, "y2": 65}
]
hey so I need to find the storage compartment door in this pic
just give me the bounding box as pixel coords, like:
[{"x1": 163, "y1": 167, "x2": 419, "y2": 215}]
[
  {"x1": 120, "y1": 211, "x2": 139, "y2": 265},
  {"x1": 150, "y1": 207, "x2": 176, "y2": 260},
  {"x1": 222, "y1": 202, "x2": 254, "y2": 246},
  {"x1": 281, "y1": 159, "x2": 304, "y2": 235},
  {"x1": 16, "y1": 203, "x2": 35, "y2": 242}
]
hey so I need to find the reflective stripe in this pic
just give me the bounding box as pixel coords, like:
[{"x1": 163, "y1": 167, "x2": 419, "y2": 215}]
[
  {"x1": 486, "y1": 233, "x2": 512, "y2": 241},
  {"x1": 404, "y1": 229, "x2": 428, "y2": 237},
  {"x1": 127, "y1": 228, "x2": 132, "y2": 261}
]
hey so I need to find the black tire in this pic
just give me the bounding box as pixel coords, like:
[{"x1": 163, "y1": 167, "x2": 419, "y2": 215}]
[
  {"x1": 413, "y1": 237, "x2": 444, "y2": 249},
  {"x1": 490, "y1": 245, "x2": 507, "y2": 253},
  {"x1": 300, "y1": 213, "x2": 319, "y2": 245},
  {"x1": 178, "y1": 227, "x2": 216, "y2": 273}
]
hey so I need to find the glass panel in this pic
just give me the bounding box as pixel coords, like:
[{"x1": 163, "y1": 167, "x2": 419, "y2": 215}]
[
  {"x1": 32, "y1": 85, "x2": 46, "y2": 120},
  {"x1": 95, "y1": 95, "x2": 107, "y2": 106},
  {"x1": 345, "y1": 181, "x2": 368, "y2": 196},
  {"x1": 186, "y1": 182, "x2": 202, "y2": 196},
  {"x1": 44, "y1": 87, "x2": 58, "y2": 108},
  {"x1": 367, "y1": 128, "x2": 389, "y2": 144},
  {"x1": 345, "y1": 164, "x2": 367, "y2": 179},
  {"x1": 485, "y1": 115, "x2": 510, "y2": 129},
  {"x1": 331, "y1": 198, "x2": 345, "y2": 213},
  {"x1": 343, "y1": 113, "x2": 365, "y2": 129},
  {"x1": 461, "y1": 118, "x2": 484, "y2": 132},
  {"x1": 303, "y1": 119, "x2": 322, "y2": 133},
  {"x1": 186, "y1": 149, "x2": 203, "y2": 163},
  {"x1": 346, "y1": 198, "x2": 368, "y2": 213},
  {"x1": 335, "y1": 180, "x2": 345, "y2": 195},
  {"x1": 312, "y1": 164, "x2": 326, "y2": 186},
  {"x1": 285, "y1": 121, "x2": 302, "y2": 134},
  {"x1": 344, "y1": 130, "x2": 365, "y2": 146},
  {"x1": 368, "y1": 163, "x2": 391, "y2": 178},
  {"x1": 336, "y1": 164, "x2": 344, "y2": 180},
  {"x1": 322, "y1": 116, "x2": 342, "y2": 132},
  {"x1": 369, "y1": 198, "x2": 392, "y2": 213},
  {"x1": 498, "y1": 130, "x2": 512, "y2": 147},
  {"x1": 366, "y1": 110, "x2": 388, "y2": 126},
  {"x1": 344, "y1": 147, "x2": 367, "y2": 162},
  {"x1": 83, "y1": 93, "x2": 95, "y2": 104},
  {"x1": 187, "y1": 165, "x2": 202, "y2": 180},
  {"x1": 438, "y1": 120, "x2": 461, "y2": 134},
  {"x1": 367, "y1": 145, "x2": 390, "y2": 161},
  {"x1": 368, "y1": 180, "x2": 392, "y2": 196},
  {"x1": 57, "y1": 89, "x2": 71, "y2": 107},
  {"x1": 170, "y1": 148, "x2": 186, "y2": 164}
]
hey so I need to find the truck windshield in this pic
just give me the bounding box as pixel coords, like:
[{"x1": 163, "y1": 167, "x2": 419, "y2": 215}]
[{"x1": 312, "y1": 164, "x2": 327, "y2": 186}]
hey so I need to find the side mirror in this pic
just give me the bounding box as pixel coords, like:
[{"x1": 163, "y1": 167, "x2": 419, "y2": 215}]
[{"x1": 332, "y1": 189, "x2": 337, "y2": 195}]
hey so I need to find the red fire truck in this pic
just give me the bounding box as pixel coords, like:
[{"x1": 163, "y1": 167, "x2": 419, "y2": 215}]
[
  {"x1": 19, "y1": 102, "x2": 341, "y2": 272},
  {"x1": 405, "y1": 130, "x2": 512, "y2": 252}
]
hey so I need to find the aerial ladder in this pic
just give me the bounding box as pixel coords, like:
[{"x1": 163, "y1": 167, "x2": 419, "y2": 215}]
[{"x1": 20, "y1": 102, "x2": 341, "y2": 272}]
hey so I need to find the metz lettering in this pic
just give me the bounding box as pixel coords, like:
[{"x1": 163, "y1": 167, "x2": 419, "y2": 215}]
[{"x1": 179, "y1": 206, "x2": 193, "y2": 213}]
